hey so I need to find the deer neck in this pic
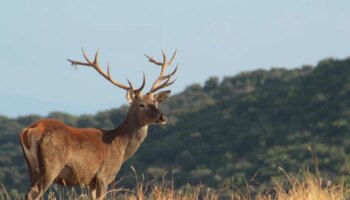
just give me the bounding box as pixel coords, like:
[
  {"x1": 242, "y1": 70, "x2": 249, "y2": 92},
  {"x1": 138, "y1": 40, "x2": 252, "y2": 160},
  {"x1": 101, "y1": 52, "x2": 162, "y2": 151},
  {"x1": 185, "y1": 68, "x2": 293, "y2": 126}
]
[{"x1": 115, "y1": 110, "x2": 149, "y2": 162}]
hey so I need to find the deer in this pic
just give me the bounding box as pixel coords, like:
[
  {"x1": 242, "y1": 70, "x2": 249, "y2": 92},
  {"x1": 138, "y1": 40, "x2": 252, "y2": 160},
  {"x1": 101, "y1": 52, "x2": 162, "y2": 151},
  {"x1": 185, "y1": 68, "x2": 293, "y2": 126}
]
[{"x1": 19, "y1": 49, "x2": 177, "y2": 200}]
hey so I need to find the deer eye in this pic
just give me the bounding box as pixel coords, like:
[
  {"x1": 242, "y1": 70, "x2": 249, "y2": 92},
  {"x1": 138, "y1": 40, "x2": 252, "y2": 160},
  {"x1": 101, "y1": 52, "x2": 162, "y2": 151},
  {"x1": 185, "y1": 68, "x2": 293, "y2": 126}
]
[{"x1": 139, "y1": 103, "x2": 147, "y2": 108}]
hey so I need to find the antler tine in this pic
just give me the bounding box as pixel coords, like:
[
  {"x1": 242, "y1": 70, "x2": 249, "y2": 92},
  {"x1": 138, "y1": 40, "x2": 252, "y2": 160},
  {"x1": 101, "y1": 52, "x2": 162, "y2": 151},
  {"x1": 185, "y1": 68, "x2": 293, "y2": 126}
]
[
  {"x1": 134, "y1": 73, "x2": 146, "y2": 93},
  {"x1": 146, "y1": 50, "x2": 177, "y2": 93},
  {"x1": 94, "y1": 49, "x2": 99, "y2": 63},
  {"x1": 158, "y1": 64, "x2": 178, "y2": 81},
  {"x1": 168, "y1": 50, "x2": 177, "y2": 66},
  {"x1": 145, "y1": 54, "x2": 163, "y2": 66},
  {"x1": 82, "y1": 49, "x2": 94, "y2": 65},
  {"x1": 67, "y1": 49, "x2": 91, "y2": 66},
  {"x1": 126, "y1": 78, "x2": 134, "y2": 91},
  {"x1": 68, "y1": 49, "x2": 136, "y2": 91},
  {"x1": 159, "y1": 50, "x2": 169, "y2": 79},
  {"x1": 150, "y1": 77, "x2": 176, "y2": 93},
  {"x1": 161, "y1": 50, "x2": 167, "y2": 68},
  {"x1": 149, "y1": 65, "x2": 177, "y2": 93}
]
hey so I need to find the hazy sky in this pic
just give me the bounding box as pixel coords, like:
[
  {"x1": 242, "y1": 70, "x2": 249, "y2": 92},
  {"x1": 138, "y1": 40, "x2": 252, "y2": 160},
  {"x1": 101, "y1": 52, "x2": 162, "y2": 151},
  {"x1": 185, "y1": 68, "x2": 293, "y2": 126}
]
[{"x1": 1, "y1": 0, "x2": 350, "y2": 117}]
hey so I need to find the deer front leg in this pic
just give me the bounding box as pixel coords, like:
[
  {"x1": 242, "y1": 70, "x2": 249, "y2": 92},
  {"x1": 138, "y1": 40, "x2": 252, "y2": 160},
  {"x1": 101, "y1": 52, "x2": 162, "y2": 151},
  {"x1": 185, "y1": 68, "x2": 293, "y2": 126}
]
[
  {"x1": 95, "y1": 179, "x2": 108, "y2": 200},
  {"x1": 88, "y1": 182, "x2": 97, "y2": 200}
]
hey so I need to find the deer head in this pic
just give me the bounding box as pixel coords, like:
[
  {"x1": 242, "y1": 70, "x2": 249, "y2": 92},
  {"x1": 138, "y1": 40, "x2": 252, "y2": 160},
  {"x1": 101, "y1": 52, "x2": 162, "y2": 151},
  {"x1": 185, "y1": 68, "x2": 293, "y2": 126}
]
[{"x1": 67, "y1": 49, "x2": 177, "y2": 127}]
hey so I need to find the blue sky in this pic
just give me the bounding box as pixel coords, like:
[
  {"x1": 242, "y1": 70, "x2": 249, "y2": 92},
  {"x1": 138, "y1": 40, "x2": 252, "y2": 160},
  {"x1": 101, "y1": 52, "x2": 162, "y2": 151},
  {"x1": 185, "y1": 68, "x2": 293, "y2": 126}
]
[{"x1": 1, "y1": 0, "x2": 350, "y2": 117}]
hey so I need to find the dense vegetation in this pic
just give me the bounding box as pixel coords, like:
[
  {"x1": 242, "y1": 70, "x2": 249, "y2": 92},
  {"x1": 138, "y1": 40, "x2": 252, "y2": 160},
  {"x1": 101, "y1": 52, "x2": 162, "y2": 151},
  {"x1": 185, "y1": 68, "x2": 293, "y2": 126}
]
[{"x1": 1, "y1": 57, "x2": 350, "y2": 196}]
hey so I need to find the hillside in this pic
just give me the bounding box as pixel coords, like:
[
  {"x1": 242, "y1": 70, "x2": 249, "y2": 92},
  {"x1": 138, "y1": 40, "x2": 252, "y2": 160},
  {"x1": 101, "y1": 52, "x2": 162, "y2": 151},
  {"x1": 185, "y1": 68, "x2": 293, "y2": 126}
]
[{"x1": 1, "y1": 57, "x2": 350, "y2": 195}]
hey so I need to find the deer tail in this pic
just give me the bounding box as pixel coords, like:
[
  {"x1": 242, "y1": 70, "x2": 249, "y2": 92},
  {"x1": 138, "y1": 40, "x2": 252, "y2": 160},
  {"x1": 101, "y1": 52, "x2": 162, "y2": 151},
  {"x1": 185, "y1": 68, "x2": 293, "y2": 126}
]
[{"x1": 20, "y1": 127, "x2": 40, "y2": 181}]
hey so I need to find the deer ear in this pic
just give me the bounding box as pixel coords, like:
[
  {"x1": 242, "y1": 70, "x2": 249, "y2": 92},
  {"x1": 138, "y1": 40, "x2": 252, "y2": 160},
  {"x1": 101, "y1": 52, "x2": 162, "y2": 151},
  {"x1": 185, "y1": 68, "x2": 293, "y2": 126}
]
[
  {"x1": 154, "y1": 90, "x2": 171, "y2": 103},
  {"x1": 126, "y1": 90, "x2": 135, "y2": 104}
]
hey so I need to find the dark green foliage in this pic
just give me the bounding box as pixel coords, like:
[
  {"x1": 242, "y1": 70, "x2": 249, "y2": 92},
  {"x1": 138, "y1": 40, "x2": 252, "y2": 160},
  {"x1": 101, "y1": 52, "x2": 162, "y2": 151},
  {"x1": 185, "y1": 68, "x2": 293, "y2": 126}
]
[{"x1": 1, "y1": 57, "x2": 350, "y2": 193}]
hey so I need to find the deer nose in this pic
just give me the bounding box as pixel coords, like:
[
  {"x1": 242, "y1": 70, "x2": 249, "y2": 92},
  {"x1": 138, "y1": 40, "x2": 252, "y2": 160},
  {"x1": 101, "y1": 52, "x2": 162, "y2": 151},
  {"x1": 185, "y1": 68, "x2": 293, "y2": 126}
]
[{"x1": 158, "y1": 114, "x2": 167, "y2": 124}]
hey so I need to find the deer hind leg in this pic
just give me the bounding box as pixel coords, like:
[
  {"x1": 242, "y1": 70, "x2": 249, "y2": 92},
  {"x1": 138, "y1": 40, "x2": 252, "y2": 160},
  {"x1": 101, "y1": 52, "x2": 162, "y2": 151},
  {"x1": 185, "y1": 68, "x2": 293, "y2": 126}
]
[
  {"x1": 25, "y1": 186, "x2": 41, "y2": 200},
  {"x1": 26, "y1": 171, "x2": 58, "y2": 200},
  {"x1": 27, "y1": 159, "x2": 64, "y2": 200},
  {"x1": 25, "y1": 150, "x2": 64, "y2": 200},
  {"x1": 33, "y1": 131, "x2": 68, "y2": 199}
]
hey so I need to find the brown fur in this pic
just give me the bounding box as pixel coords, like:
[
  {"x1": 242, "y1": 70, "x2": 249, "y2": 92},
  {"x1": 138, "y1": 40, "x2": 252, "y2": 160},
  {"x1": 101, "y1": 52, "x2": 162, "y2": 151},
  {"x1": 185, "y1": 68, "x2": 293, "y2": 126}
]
[{"x1": 19, "y1": 92, "x2": 170, "y2": 200}]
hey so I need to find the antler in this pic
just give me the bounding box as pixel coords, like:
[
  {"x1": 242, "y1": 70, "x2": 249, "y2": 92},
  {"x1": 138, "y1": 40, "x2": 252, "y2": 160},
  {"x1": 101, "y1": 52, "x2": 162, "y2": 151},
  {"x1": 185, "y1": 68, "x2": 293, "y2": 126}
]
[
  {"x1": 67, "y1": 49, "x2": 145, "y2": 93},
  {"x1": 145, "y1": 50, "x2": 177, "y2": 93}
]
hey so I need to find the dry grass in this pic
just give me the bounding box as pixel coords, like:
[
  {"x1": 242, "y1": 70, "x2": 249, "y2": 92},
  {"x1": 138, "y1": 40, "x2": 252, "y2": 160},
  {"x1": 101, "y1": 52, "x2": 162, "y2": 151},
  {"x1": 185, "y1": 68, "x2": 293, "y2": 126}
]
[
  {"x1": 109, "y1": 169, "x2": 350, "y2": 200},
  {"x1": 256, "y1": 168, "x2": 350, "y2": 200},
  {"x1": 2, "y1": 158, "x2": 350, "y2": 200},
  {"x1": 2, "y1": 169, "x2": 348, "y2": 200}
]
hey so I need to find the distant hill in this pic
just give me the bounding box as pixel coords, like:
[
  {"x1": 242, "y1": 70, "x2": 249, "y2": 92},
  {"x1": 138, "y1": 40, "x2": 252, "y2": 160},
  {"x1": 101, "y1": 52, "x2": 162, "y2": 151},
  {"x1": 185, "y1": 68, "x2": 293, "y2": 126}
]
[{"x1": 1, "y1": 57, "x2": 350, "y2": 194}]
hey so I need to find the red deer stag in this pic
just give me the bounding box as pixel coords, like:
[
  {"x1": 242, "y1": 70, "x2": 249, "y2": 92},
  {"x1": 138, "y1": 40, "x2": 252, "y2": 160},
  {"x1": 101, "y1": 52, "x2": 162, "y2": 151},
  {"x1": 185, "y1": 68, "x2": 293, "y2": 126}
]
[{"x1": 19, "y1": 49, "x2": 177, "y2": 200}]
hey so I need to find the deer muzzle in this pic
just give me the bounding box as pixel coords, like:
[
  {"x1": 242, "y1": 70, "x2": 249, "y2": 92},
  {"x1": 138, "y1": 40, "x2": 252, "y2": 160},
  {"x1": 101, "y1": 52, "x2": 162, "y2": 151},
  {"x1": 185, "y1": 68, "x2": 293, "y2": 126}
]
[{"x1": 157, "y1": 114, "x2": 167, "y2": 124}]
